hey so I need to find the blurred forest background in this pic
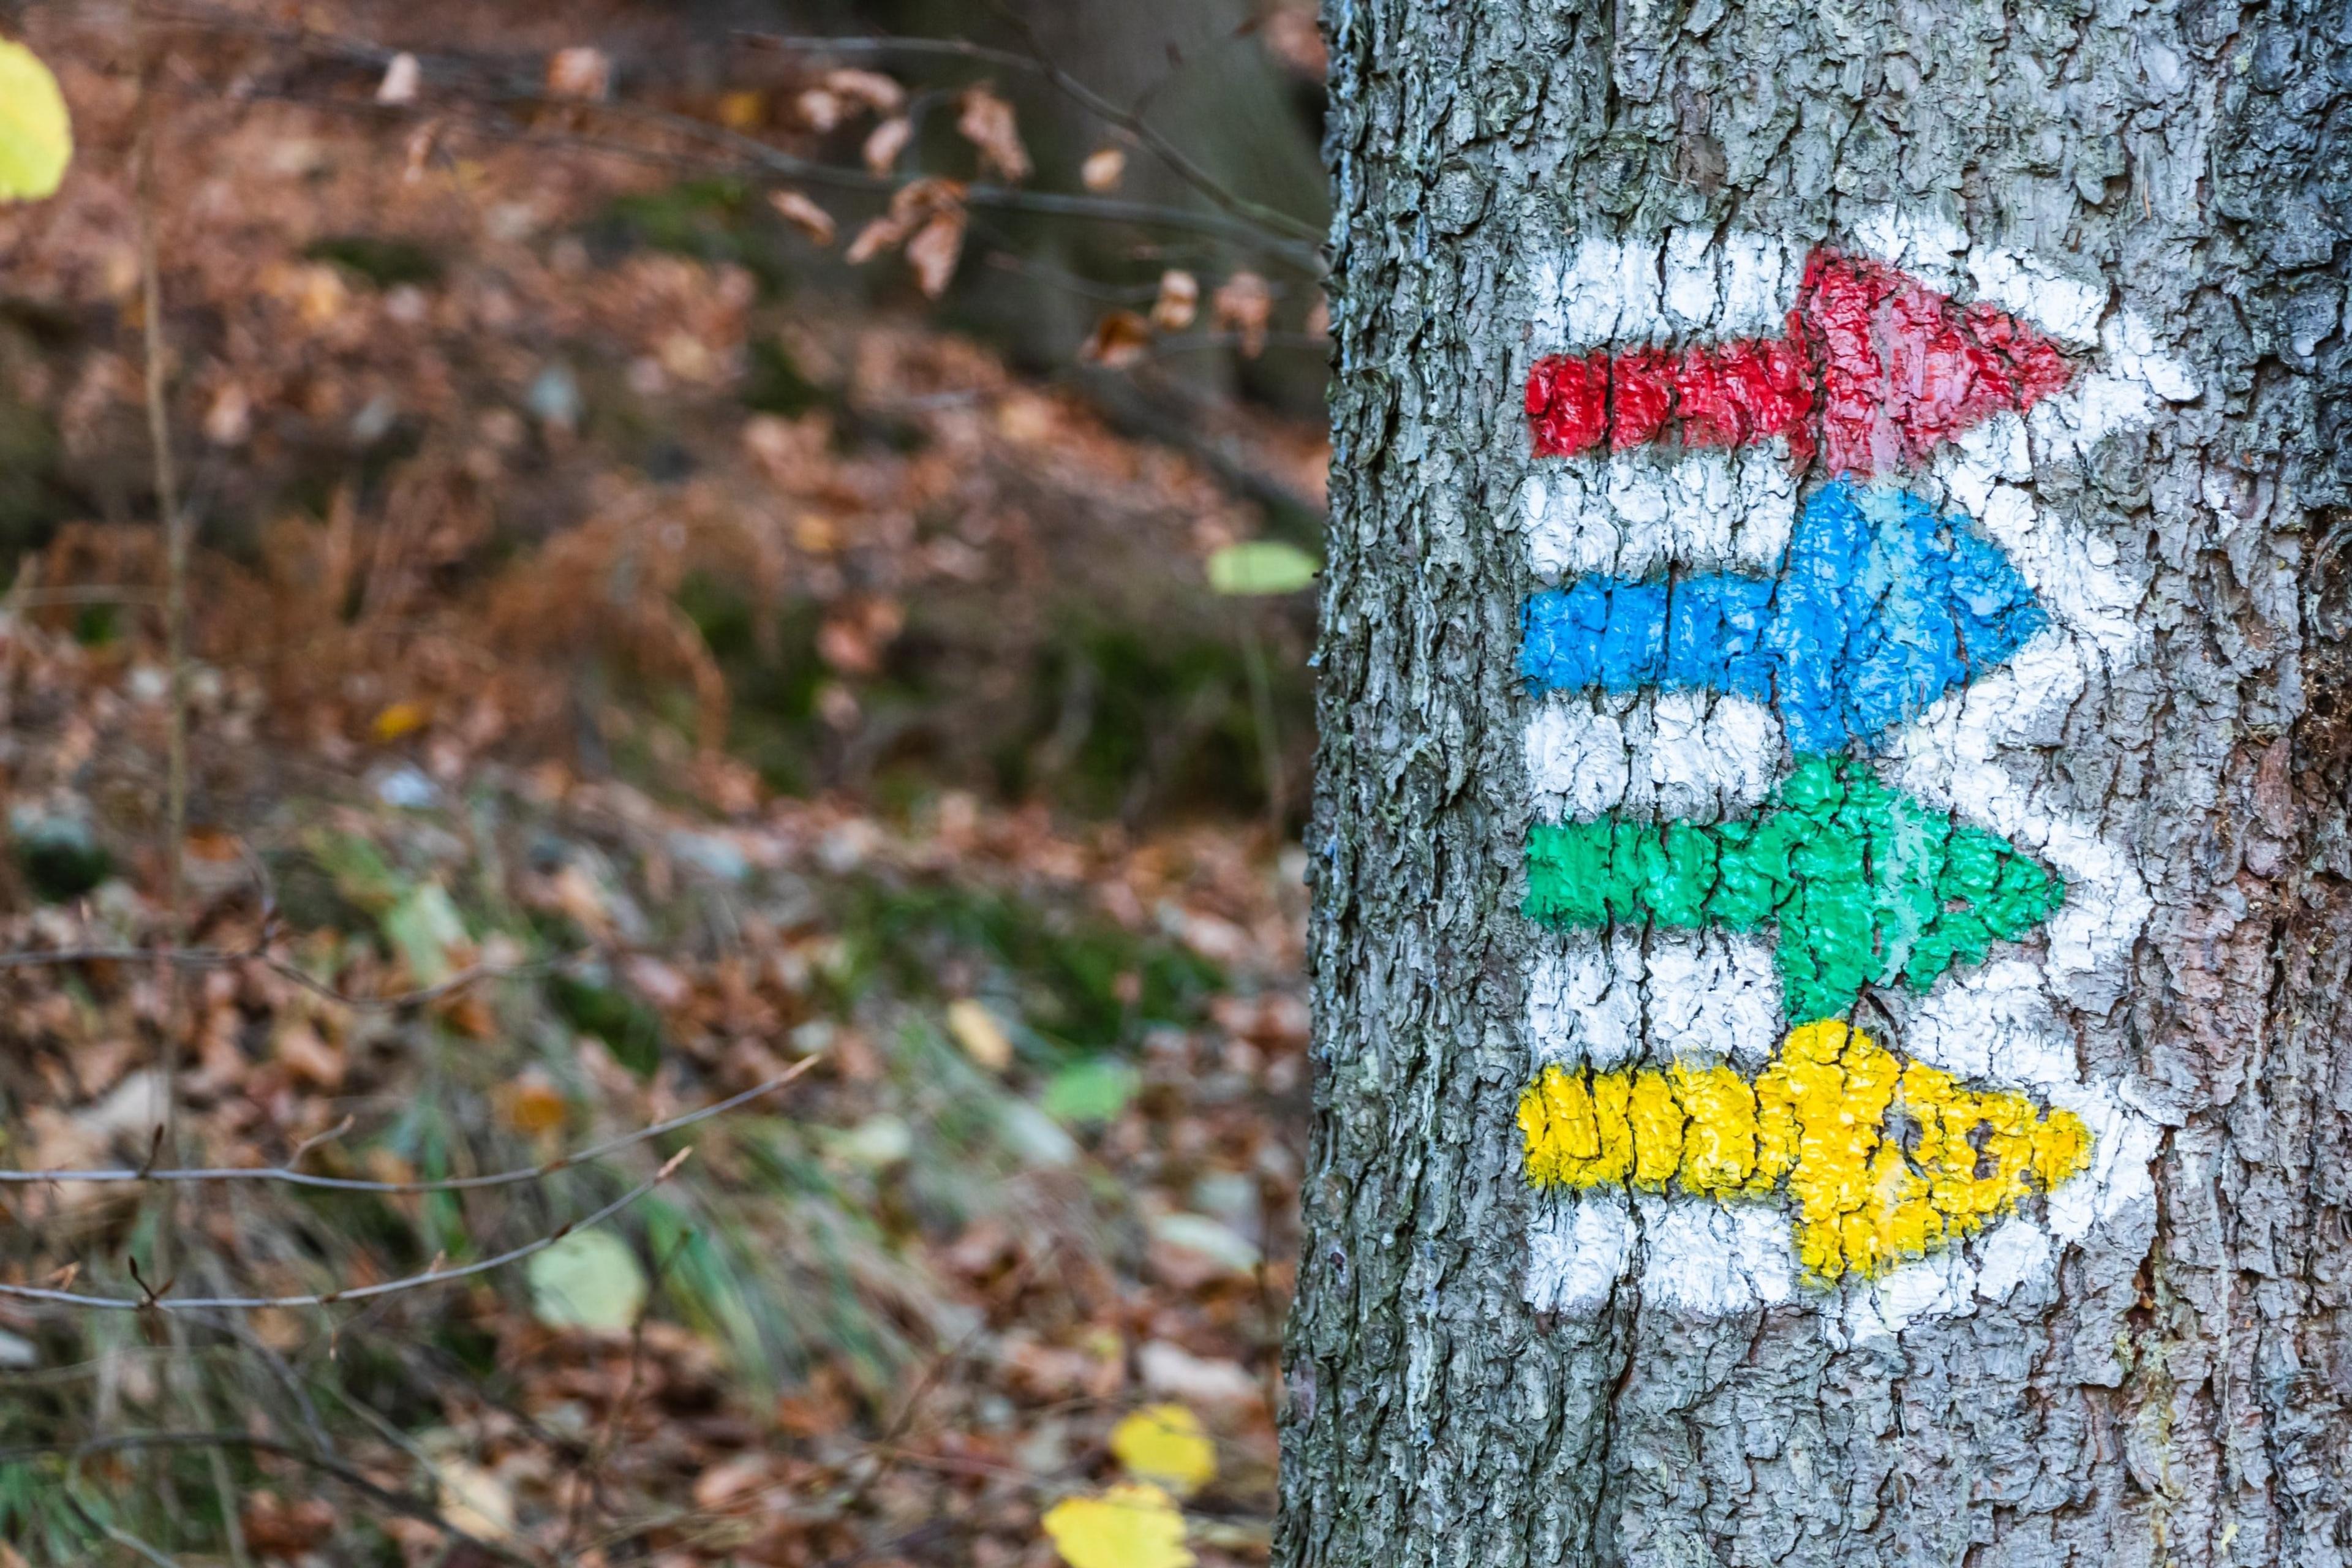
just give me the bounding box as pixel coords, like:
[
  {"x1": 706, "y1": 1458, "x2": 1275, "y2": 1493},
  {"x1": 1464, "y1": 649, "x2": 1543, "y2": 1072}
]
[{"x1": 0, "y1": 2, "x2": 1329, "y2": 1563}]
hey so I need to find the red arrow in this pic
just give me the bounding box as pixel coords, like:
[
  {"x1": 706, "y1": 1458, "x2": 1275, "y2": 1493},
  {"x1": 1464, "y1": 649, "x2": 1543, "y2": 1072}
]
[{"x1": 1526, "y1": 249, "x2": 2075, "y2": 477}]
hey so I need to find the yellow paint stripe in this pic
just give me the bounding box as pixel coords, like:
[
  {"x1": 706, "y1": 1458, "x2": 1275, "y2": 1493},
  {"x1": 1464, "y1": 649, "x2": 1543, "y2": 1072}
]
[{"x1": 1519, "y1": 1021, "x2": 2093, "y2": 1282}]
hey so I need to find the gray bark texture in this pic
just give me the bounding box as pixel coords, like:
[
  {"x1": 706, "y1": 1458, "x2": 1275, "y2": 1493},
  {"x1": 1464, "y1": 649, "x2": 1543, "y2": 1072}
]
[{"x1": 1279, "y1": 1, "x2": 2352, "y2": 1565}]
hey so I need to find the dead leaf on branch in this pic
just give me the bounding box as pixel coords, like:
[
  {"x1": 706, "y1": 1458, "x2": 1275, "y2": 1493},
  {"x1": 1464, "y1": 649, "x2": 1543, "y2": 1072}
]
[
  {"x1": 796, "y1": 88, "x2": 844, "y2": 132},
  {"x1": 1152, "y1": 271, "x2": 1200, "y2": 332},
  {"x1": 824, "y1": 67, "x2": 906, "y2": 116},
  {"x1": 956, "y1": 85, "x2": 1031, "y2": 183},
  {"x1": 862, "y1": 115, "x2": 913, "y2": 175},
  {"x1": 1082, "y1": 310, "x2": 1153, "y2": 369},
  {"x1": 846, "y1": 178, "x2": 968, "y2": 296},
  {"x1": 905, "y1": 213, "x2": 967, "y2": 298},
  {"x1": 1081, "y1": 146, "x2": 1127, "y2": 192},
  {"x1": 768, "y1": 188, "x2": 837, "y2": 246},
  {"x1": 1213, "y1": 271, "x2": 1273, "y2": 358},
  {"x1": 545, "y1": 47, "x2": 611, "y2": 102}
]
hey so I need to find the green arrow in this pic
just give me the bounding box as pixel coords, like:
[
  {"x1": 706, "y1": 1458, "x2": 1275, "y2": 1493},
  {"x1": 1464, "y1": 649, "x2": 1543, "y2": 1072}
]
[{"x1": 1525, "y1": 758, "x2": 2064, "y2": 1023}]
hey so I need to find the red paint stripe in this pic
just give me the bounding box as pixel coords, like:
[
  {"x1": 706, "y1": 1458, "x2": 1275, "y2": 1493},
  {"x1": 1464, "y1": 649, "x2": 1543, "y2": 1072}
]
[{"x1": 1525, "y1": 249, "x2": 2074, "y2": 475}]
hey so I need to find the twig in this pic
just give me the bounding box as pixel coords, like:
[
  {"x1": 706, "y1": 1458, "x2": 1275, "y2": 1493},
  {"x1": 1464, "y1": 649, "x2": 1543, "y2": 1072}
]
[
  {"x1": 137, "y1": 4, "x2": 1321, "y2": 268},
  {"x1": 0, "y1": 940, "x2": 589, "y2": 1012},
  {"x1": 61, "y1": 1489, "x2": 184, "y2": 1568},
  {"x1": 741, "y1": 28, "x2": 1325, "y2": 248},
  {"x1": 560, "y1": 1228, "x2": 688, "y2": 1551},
  {"x1": 135, "y1": 33, "x2": 251, "y2": 1566},
  {"x1": 813, "y1": 1237, "x2": 1063, "y2": 1531},
  {"x1": 0, "y1": 1152, "x2": 689, "y2": 1311},
  {"x1": 4, "y1": 585, "x2": 168, "y2": 608},
  {"x1": 0, "y1": 1057, "x2": 816, "y2": 1191},
  {"x1": 5, "y1": 1431, "x2": 537, "y2": 1568}
]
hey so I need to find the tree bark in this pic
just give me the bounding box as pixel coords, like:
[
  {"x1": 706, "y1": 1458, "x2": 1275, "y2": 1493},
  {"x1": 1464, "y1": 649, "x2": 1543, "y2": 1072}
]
[{"x1": 1281, "y1": 2, "x2": 2352, "y2": 1565}]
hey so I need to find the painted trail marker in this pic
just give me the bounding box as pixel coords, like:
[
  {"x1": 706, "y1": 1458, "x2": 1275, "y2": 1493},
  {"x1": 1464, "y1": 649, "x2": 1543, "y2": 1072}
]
[
  {"x1": 1510, "y1": 217, "x2": 2189, "y2": 1335},
  {"x1": 1523, "y1": 249, "x2": 2072, "y2": 477},
  {"x1": 1521, "y1": 479, "x2": 2046, "y2": 754},
  {"x1": 1525, "y1": 757, "x2": 2062, "y2": 1025}
]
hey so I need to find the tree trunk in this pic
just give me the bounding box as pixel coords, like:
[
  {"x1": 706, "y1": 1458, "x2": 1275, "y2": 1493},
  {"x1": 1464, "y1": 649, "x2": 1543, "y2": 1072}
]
[{"x1": 1281, "y1": 2, "x2": 2352, "y2": 1564}]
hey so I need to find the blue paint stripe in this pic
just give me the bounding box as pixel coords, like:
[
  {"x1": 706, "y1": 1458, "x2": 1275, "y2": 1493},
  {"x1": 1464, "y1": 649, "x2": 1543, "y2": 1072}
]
[{"x1": 1520, "y1": 479, "x2": 2047, "y2": 753}]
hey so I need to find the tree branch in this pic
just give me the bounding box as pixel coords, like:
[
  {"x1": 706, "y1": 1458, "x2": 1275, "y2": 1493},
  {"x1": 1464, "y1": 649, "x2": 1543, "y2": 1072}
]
[
  {"x1": 0, "y1": 1058, "x2": 815, "y2": 1192},
  {"x1": 739, "y1": 28, "x2": 1327, "y2": 247},
  {"x1": 0, "y1": 940, "x2": 590, "y2": 1012},
  {"x1": 0, "y1": 1152, "x2": 688, "y2": 1312},
  {"x1": 140, "y1": 3, "x2": 1323, "y2": 270}
]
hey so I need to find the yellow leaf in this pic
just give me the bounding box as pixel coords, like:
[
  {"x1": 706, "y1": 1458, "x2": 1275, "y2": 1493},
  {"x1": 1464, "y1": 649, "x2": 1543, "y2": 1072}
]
[
  {"x1": 372, "y1": 700, "x2": 429, "y2": 742},
  {"x1": 499, "y1": 1068, "x2": 567, "y2": 1136},
  {"x1": 1041, "y1": 1483, "x2": 1192, "y2": 1568},
  {"x1": 1109, "y1": 1404, "x2": 1216, "y2": 1497},
  {"x1": 717, "y1": 91, "x2": 766, "y2": 130},
  {"x1": 946, "y1": 998, "x2": 1012, "y2": 1072},
  {"x1": 0, "y1": 40, "x2": 72, "y2": 203}
]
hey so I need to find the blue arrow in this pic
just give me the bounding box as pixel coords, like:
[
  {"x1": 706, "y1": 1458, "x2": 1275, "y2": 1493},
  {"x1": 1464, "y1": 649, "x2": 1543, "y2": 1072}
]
[{"x1": 1521, "y1": 478, "x2": 2047, "y2": 754}]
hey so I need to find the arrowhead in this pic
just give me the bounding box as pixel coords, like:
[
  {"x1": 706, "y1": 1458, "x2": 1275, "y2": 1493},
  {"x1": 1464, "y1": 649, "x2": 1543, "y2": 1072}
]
[
  {"x1": 1527, "y1": 247, "x2": 2075, "y2": 476},
  {"x1": 1523, "y1": 758, "x2": 2065, "y2": 1023},
  {"x1": 1521, "y1": 478, "x2": 2048, "y2": 752},
  {"x1": 1518, "y1": 1019, "x2": 2094, "y2": 1281}
]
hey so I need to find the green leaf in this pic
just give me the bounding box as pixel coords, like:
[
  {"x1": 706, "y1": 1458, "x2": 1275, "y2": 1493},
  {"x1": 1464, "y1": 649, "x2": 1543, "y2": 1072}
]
[
  {"x1": 381, "y1": 881, "x2": 467, "y2": 986},
  {"x1": 1206, "y1": 541, "x2": 1318, "y2": 596},
  {"x1": 0, "y1": 42, "x2": 72, "y2": 204},
  {"x1": 1043, "y1": 1057, "x2": 1140, "y2": 1125},
  {"x1": 527, "y1": 1229, "x2": 647, "y2": 1333}
]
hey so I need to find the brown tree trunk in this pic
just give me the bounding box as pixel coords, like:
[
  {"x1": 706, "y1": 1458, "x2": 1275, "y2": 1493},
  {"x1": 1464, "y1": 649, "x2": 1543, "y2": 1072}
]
[{"x1": 1280, "y1": 2, "x2": 2352, "y2": 1564}]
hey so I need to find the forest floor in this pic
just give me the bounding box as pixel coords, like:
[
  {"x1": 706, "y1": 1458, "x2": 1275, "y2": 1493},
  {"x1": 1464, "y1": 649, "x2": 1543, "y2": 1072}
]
[{"x1": 0, "y1": 4, "x2": 1326, "y2": 1564}]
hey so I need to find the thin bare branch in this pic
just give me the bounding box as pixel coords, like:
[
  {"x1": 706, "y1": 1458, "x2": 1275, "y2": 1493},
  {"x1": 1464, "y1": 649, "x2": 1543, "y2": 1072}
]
[
  {"x1": 742, "y1": 26, "x2": 1327, "y2": 247},
  {"x1": 0, "y1": 1058, "x2": 817, "y2": 1192},
  {"x1": 139, "y1": 4, "x2": 1321, "y2": 269},
  {"x1": 137, "y1": 35, "x2": 252, "y2": 1564},
  {"x1": 0, "y1": 1153, "x2": 688, "y2": 1312},
  {"x1": 61, "y1": 1491, "x2": 185, "y2": 1568},
  {"x1": 0, "y1": 940, "x2": 590, "y2": 1012}
]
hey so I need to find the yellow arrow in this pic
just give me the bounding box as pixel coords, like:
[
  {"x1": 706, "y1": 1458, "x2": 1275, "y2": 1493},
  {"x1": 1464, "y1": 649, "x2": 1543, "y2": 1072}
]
[{"x1": 1518, "y1": 1020, "x2": 2091, "y2": 1282}]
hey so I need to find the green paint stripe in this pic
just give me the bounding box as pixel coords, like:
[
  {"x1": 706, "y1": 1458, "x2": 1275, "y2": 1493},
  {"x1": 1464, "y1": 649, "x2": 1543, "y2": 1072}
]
[{"x1": 1525, "y1": 758, "x2": 2064, "y2": 1022}]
